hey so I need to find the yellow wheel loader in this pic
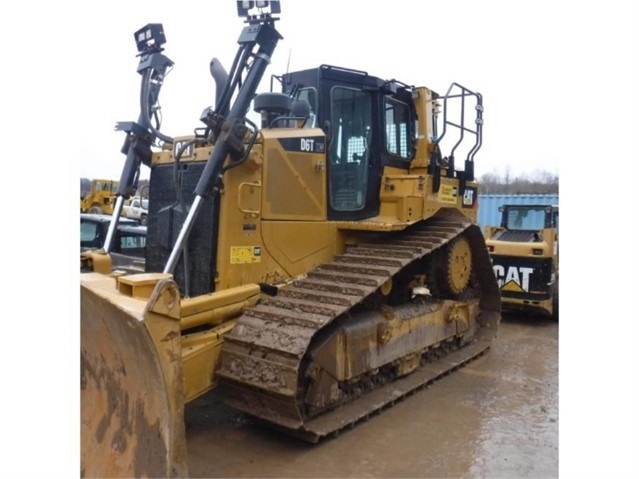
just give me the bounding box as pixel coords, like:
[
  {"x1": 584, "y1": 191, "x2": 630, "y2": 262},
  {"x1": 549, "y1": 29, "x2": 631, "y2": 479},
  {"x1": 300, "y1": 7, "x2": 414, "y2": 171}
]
[
  {"x1": 484, "y1": 204, "x2": 559, "y2": 318},
  {"x1": 80, "y1": 178, "x2": 119, "y2": 214},
  {"x1": 80, "y1": 2, "x2": 500, "y2": 476}
]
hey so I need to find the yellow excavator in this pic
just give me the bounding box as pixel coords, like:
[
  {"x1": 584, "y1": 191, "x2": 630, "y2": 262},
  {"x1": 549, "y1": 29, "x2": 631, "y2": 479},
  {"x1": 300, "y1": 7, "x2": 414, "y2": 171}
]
[{"x1": 80, "y1": 2, "x2": 500, "y2": 477}]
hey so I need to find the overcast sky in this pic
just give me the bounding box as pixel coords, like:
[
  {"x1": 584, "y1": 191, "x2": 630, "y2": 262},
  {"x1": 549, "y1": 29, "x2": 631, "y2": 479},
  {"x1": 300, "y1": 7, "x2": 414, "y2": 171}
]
[
  {"x1": 2, "y1": 0, "x2": 628, "y2": 183},
  {"x1": 34, "y1": 0, "x2": 630, "y2": 181},
  {"x1": 2, "y1": 1, "x2": 638, "y2": 477},
  {"x1": 3, "y1": 1, "x2": 636, "y2": 184}
]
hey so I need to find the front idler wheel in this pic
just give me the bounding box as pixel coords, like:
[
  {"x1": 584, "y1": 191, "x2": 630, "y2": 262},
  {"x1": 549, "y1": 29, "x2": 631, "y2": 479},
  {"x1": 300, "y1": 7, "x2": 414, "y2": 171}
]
[{"x1": 444, "y1": 235, "x2": 472, "y2": 295}]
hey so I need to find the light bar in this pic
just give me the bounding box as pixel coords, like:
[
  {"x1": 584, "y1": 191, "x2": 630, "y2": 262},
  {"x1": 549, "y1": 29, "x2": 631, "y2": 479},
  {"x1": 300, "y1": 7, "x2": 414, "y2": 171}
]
[
  {"x1": 237, "y1": 0, "x2": 281, "y2": 18},
  {"x1": 134, "y1": 24, "x2": 166, "y2": 54}
]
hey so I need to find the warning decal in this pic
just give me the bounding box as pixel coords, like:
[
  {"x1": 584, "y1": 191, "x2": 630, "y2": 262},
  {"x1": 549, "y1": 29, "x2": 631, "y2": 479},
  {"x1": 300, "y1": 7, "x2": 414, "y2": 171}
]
[
  {"x1": 231, "y1": 246, "x2": 262, "y2": 264},
  {"x1": 502, "y1": 280, "x2": 525, "y2": 293},
  {"x1": 438, "y1": 184, "x2": 458, "y2": 204}
]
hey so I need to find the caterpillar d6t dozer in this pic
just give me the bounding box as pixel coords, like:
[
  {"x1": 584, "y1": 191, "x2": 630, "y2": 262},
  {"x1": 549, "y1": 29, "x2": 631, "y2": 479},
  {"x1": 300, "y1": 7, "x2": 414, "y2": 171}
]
[{"x1": 80, "y1": 1, "x2": 500, "y2": 476}]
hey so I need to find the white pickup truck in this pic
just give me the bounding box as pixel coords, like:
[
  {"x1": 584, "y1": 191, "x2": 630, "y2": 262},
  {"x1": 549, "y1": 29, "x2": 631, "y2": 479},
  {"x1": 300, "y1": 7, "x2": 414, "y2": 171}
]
[{"x1": 122, "y1": 197, "x2": 148, "y2": 225}]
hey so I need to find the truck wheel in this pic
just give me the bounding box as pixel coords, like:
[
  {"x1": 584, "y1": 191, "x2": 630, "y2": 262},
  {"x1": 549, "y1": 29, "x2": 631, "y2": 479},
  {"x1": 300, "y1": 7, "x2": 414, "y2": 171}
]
[
  {"x1": 89, "y1": 206, "x2": 103, "y2": 214},
  {"x1": 140, "y1": 214, "x2": 147, "y2": 226}
]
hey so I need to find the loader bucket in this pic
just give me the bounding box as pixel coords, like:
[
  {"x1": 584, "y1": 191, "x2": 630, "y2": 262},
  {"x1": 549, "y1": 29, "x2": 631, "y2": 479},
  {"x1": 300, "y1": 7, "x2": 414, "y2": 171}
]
[{"x1": 80, "y1": 273, "x2": 188, "y2": 478}]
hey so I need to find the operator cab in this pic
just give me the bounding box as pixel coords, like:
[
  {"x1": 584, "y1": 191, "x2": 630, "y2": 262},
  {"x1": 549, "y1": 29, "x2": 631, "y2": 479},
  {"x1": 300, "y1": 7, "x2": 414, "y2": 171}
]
[
  {"x1": 279, "y1": 65, "x2": 417, "y2": 221},
  {"x1": 498, "y1": 205, "x2": 559, "y2": 242}
]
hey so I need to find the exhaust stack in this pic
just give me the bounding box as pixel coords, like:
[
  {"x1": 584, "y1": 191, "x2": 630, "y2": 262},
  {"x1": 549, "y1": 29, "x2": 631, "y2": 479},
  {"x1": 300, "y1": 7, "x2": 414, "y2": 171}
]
[{"x1": 210, "y1": 57, "x2": 229, "y2": 110}]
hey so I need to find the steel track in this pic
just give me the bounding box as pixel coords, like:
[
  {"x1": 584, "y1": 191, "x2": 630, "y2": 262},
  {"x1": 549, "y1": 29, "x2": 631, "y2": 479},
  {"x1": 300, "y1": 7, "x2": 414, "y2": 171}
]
[{"x1": 217, "y1": 213, "x2": 501, "y2": 441}]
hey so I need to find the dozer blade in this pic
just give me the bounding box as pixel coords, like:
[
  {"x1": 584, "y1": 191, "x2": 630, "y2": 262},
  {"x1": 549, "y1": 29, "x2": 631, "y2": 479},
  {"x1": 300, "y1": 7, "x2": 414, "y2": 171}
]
[{"x1": 80, "y1": 272, "x2": 188, "y2": 478}]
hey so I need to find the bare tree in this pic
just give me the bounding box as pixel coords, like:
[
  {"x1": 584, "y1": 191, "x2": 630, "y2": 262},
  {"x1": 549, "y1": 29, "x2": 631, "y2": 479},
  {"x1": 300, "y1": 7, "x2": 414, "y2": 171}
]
[{"x1": 478, "y1": 169, "x2": 558, "y2": 194}]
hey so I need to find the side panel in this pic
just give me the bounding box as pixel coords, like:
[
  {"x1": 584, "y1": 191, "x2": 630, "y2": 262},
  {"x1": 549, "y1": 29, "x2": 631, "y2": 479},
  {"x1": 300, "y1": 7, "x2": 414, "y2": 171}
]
[
  {"x1": 365, "y1": 169, "x2": 479, "y2": 227},
  {"x1": 215, "y1": 137, "x2": 333, "y2": 288},
  {"x1": 261, "y1": 131, "x2": 327, "y2": 221},
  {"x1": 260, "y1": 221, "x2": 335, "y2": 279}
]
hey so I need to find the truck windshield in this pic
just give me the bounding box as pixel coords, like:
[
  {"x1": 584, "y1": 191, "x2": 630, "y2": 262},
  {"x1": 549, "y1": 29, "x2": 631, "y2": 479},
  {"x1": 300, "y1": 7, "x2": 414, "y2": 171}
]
[{"x1": 81, "y1": 221, "x2": 99, "y2": 246}]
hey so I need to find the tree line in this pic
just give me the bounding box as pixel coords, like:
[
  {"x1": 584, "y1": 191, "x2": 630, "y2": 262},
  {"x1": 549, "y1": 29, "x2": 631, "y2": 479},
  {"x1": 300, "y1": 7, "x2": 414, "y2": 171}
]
[{"x1": 478, "y1": 169, "x2": 558, "y2": 195}]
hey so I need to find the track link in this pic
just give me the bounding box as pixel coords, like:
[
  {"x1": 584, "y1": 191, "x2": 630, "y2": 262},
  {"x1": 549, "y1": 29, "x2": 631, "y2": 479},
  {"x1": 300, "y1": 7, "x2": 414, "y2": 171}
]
[{"x1": 217, "y1": 214, "x2": 501, "y2": 441}]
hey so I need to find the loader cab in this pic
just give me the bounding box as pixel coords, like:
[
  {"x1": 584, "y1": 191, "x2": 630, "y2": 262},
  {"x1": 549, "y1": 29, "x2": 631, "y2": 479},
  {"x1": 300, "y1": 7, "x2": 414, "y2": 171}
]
[
  {"x1": 494, "y1": 205, "x2": 559, "y2": 243},
  {"x1": 281, "y1": 65, "x2": 417, "y2": 221},
  {"x1": 500, "y1": 205, "x2": 559, "y2": 231}
]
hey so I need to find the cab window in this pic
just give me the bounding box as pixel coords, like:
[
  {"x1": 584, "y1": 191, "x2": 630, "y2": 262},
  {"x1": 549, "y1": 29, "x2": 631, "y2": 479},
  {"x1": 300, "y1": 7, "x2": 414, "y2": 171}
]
[
  {"x1": 119, "y1": 233, "x2": 146, "y2": 256},
  {"x1": 296, "y1": 87, "x2": 318, "y2": 128},
  {"x1": 506, "y1": 208, "x2": 547, "y2": 230},
  {"x1": 329, "y1": 86, "x2": 372, "y2": 211},
  {"x1": 80, "y1": 221, "x2": 100, "y2": 247},
  {"x1": 384, "y1": 97, "x2": 411, "y2": 159}
]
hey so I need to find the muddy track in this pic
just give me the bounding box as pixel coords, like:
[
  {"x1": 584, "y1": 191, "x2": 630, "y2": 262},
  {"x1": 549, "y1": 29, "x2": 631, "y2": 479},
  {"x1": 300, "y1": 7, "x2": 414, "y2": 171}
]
[{"x1": 216, "y1": 214, "x2": 501, "y2": 442}]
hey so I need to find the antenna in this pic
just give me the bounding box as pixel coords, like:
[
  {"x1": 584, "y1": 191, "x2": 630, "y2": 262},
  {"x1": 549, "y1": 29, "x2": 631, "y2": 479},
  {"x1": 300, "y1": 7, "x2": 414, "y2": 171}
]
[{"x1": 286, "y1": 48, "x2": 292, "y2": 74}]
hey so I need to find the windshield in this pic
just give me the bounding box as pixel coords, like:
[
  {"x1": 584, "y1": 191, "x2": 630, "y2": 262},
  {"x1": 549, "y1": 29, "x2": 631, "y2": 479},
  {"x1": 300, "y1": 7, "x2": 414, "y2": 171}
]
[
  {"x1": 504, "y1": 207, "x2": 549, "y2": 230},
  {"x1": 80, "y1": 220, "x2": 100, "y2": 247}
]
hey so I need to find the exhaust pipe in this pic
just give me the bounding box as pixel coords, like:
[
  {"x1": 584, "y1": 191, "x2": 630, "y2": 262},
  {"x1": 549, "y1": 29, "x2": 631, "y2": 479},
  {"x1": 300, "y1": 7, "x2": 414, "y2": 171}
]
[{"x1": 209, "y1": 57, "x2": 229, "y2": 110}]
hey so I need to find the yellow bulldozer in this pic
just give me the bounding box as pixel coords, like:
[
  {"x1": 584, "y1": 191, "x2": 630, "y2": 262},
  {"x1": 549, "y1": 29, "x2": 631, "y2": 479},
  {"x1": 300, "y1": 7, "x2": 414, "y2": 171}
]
[
  {"x1": 484, "y1": 203, "x2": 559, "y2": 318},
  {"x1": 80, "y1": 2, "x2": 500, "y2": 477}
]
